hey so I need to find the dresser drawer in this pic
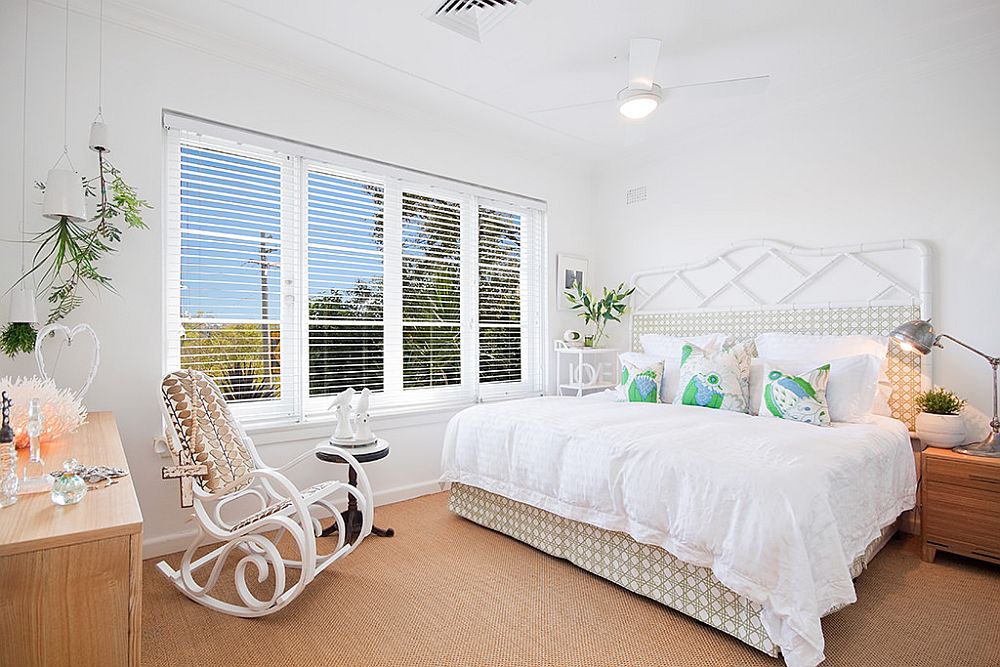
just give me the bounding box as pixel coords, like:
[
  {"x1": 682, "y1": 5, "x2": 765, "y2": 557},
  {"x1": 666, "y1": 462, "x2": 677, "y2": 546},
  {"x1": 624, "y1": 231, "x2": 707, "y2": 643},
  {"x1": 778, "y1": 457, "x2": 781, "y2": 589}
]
[
  {"x1": 923, "y1": 483, "x2": 1000, "y2": 554},
  {"x1": 925, "y1": 454, "x2": 1000, "y2": 492}
]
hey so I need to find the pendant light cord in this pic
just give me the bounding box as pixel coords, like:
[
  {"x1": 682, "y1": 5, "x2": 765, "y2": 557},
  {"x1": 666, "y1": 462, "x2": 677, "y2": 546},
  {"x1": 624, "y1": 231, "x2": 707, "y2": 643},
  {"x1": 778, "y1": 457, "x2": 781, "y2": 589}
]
[{"x1": 62, "y1": 0, "x2": 70, "y2": 154}]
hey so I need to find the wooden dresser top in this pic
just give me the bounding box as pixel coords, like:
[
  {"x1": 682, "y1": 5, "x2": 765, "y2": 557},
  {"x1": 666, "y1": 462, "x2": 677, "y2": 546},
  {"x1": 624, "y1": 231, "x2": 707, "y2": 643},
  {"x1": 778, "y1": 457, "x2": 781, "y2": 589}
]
[{"x1": 0, "y1": 412, "x2": 143, "y2": 557}]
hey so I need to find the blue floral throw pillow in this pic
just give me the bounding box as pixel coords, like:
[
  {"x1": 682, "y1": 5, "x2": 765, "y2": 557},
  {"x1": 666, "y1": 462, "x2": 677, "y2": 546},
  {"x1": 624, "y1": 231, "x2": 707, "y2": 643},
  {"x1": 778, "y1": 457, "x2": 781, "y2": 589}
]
[
  {"x1": 759, "y1": 363, "x2": 832, "y2": 427},
  {"x1": 620, "y1": 358, "x2": 664, "y2": 403},
  {"x1": 672, "y1": 343, "x2": 751, "y2": 413}
]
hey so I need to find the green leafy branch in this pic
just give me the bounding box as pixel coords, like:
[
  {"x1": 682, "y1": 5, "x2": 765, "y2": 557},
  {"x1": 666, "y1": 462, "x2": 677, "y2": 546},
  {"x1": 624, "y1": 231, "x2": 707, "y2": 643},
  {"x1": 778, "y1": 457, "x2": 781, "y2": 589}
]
[
  {"x1": 916, "y1": 388, "x2": 966, "y2": 416},
  {"x1": 564, "y1": 281, "x2": 636, "y2": 347}
]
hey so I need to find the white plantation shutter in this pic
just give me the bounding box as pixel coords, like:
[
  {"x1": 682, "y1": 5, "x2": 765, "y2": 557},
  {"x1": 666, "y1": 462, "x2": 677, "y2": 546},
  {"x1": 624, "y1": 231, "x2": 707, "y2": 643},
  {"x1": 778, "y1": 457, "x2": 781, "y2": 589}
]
[
  {"x1": 305, "y1": 166, "x2": 386, "y2": 400},
  {"x1": 401, "y1": 191, "x2": 463, "y2": 389},
  {"x1": 165, "y1": 115, "x2": 545, "y2": 425}
]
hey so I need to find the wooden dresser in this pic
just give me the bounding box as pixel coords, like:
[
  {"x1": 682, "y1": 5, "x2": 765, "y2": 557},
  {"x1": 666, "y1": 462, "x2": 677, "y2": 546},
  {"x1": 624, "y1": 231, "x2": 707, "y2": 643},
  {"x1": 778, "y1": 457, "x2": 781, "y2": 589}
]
[
  {"x1": 0, "y1": 413, "x2": 143, "y2": 666},
  {"x1": 922, "y1": 447, "x2": 1000, "y2": 565}
]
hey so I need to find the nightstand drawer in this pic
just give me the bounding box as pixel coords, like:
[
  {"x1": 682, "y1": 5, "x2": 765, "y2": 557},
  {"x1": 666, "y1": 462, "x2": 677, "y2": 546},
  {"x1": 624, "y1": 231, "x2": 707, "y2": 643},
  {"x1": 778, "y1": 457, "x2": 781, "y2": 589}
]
[
  {"x1": 925, "y1": 454, "x2": 1000, "y2": 492},
  {"x1": 923, "y1": 484, "x2": 1000, "y2": 553}
]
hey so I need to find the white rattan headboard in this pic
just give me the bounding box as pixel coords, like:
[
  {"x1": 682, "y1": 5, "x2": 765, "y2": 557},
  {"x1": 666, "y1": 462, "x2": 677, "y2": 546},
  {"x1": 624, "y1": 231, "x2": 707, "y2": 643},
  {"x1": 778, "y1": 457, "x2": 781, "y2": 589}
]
[{"x1": 628, "y1": 239, "x2": 932, "y2": 428}]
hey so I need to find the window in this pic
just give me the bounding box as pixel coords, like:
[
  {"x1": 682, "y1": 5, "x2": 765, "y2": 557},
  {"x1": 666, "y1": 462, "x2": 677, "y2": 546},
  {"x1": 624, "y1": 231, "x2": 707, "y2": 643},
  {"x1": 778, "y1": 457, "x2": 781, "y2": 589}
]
[{"x1": 165, "y1": 117, "x2": 545, "y2": 425}]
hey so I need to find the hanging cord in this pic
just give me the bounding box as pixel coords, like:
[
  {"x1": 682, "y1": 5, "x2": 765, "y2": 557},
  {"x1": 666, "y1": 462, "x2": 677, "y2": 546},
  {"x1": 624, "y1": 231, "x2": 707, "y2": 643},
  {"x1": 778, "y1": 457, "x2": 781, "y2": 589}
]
[
  {"x1": 53, "y1": 0, "x2": 75, "y2": 172},
  {"x1": 20, "y1": 0, "x2": 30, "y2": 273},
  {"x1": 96, "y1": 0, "x2": 103, "y2": 119}
]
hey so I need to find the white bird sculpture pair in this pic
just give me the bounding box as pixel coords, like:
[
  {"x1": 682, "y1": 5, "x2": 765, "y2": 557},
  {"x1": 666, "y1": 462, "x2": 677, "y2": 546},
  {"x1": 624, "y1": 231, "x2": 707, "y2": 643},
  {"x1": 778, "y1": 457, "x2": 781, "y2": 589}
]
[{"x1": 329, "y1": 387, "x2": 377, "y2": 447}]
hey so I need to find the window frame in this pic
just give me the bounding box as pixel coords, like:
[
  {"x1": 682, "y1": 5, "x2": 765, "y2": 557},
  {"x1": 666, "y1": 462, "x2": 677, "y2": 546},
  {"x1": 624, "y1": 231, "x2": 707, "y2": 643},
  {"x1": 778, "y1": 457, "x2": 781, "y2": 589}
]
[{"x1": 164, "y1": 116, "x2": 547, "y2": 428}]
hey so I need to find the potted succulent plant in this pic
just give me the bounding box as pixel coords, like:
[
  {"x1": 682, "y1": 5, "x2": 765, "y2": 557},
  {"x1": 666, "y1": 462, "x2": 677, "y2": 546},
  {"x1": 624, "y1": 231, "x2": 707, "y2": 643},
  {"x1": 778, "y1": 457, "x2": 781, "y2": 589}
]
[{"x1": 914, "y1": 388, "x2": 967, "y2": 449}]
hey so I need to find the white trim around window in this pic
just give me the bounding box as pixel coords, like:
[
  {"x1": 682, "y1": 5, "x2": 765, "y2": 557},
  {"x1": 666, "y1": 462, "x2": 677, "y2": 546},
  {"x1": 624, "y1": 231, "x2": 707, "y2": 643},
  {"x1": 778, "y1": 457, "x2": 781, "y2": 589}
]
[{"x1": 163, "y1": 113, "x2": 547, "y2": 428}]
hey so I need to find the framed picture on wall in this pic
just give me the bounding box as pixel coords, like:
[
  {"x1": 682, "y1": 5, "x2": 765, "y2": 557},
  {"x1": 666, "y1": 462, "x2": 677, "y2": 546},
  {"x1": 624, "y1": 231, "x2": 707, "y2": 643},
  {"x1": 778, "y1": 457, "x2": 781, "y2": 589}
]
[{"x1": 556, "y1": 254, "x2": 589, "y2": 311}]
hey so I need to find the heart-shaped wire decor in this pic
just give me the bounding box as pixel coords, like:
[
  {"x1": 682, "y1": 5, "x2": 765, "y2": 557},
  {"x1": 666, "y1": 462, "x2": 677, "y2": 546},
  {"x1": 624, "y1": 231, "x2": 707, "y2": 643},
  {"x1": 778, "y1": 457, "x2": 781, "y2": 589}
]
[{"x1": 34, "y1": 323, "x2": 101, "y2": 401}]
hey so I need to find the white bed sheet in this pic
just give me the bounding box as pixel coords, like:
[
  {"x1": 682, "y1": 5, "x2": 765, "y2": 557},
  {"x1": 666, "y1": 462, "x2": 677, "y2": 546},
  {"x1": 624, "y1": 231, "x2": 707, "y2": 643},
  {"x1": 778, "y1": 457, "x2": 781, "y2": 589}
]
[{"x1": 440, "y1": 397, "x2": 916, "y2": 667}]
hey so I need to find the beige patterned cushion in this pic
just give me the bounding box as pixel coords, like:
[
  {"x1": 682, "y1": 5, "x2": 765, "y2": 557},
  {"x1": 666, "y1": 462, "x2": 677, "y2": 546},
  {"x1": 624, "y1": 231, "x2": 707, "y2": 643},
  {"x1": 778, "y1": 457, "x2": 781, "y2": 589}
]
[
  {"x1": 230, "y1": 482, "x2": 337, "y2": 532},
  {"x1": 161, "y1": 370, "x2": 255, "y2": 494}
]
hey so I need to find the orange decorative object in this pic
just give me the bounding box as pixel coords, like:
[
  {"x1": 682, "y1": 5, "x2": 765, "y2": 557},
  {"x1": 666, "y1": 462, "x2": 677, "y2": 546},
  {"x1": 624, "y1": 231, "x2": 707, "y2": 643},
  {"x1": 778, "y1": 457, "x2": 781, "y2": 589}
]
[{"x1": 0, "y1": 376, "x2": 86, "y2": 449}]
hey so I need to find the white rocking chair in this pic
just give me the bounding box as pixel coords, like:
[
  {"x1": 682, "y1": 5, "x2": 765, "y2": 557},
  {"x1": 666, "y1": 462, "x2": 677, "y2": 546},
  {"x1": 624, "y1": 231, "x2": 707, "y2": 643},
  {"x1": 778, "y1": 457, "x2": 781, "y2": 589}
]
[{"x1": 157, "y1": 369, "x2": 374, "y2": 617}]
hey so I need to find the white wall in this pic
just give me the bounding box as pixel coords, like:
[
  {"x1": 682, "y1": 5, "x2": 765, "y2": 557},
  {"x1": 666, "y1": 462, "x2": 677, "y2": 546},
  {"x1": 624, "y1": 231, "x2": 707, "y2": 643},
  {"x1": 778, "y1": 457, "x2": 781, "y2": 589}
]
[
  {"x1": 0, "y1": 0, "x2": 595, "y2": 556},
  {"x1": 590, "y1": 16, "x2": 1000, "y2": 418}
]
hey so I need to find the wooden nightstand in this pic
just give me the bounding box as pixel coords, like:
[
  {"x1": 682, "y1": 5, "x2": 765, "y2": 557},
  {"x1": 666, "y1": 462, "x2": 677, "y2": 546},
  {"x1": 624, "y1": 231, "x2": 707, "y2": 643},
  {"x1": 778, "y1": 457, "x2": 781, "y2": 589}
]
[{"x1": 921, "y1": 447, "x2": 1000, "y2": 564}]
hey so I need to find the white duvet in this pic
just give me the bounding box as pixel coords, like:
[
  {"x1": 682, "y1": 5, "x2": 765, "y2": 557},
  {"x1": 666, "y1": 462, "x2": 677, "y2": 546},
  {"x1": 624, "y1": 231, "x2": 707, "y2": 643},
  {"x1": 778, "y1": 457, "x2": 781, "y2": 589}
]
[{"x1": 440, "y1": 397, "x2": 916, "y2": 667}]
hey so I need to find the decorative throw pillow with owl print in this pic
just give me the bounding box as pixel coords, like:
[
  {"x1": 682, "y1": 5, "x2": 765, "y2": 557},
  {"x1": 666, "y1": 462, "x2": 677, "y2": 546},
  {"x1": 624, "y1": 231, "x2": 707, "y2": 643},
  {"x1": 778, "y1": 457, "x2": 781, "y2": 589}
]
[
  {"x1": 672, "y1": 342, "x2": 751, "y2": 413},
  {"x1": 620, "y1": 358, "x2": 664, "y2": 403},
  {"x1": 758, "y1": 363, "x2": 832, "y2": 426}
]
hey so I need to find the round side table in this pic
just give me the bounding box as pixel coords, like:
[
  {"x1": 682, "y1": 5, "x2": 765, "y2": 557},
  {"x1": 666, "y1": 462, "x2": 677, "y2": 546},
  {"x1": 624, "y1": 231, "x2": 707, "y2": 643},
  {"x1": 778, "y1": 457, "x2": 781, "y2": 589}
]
[{"x1": 315, "y1": 439, "x2": 394, "y2": 541}]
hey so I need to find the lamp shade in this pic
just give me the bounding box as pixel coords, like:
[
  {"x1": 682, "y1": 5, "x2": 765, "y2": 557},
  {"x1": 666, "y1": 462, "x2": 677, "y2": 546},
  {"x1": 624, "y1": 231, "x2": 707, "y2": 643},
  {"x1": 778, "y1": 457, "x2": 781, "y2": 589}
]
[
  {"x1": 890, "y1": 318, "x2": 937, "y2": 355},
  {"x1": 9, "y1": 284, "x2": 38, "y2": 324},
  {"x1": 42, "y1": 167, "x2": 87, "y2": 222},
  {"x1": 89, "y1": 121, "x2": 111, "y2": 153}
]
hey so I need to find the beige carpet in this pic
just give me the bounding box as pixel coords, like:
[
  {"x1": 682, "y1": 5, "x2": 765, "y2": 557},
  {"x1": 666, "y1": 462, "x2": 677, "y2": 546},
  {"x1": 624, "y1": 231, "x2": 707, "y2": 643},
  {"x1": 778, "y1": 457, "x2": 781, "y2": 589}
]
[{"x1": 143, "y1": 492, "x2": 1000, "y2": 667}]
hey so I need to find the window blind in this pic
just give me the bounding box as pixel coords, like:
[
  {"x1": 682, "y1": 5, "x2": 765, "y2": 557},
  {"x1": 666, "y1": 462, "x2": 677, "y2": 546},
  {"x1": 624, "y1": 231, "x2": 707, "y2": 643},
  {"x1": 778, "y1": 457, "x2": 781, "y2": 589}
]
[{"x1": 165, "y1": 118, "x2": 546, "y2": 426}]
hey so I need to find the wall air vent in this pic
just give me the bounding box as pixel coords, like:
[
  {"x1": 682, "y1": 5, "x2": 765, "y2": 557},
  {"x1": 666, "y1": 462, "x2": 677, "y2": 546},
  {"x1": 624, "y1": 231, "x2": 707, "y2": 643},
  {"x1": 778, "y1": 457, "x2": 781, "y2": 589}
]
[
  {"x1": 625, "y1": 186, "x2": 647, "y2": 205},
  {"x1": 424, "y1": 0, "x2": 532, "y2": 42}
]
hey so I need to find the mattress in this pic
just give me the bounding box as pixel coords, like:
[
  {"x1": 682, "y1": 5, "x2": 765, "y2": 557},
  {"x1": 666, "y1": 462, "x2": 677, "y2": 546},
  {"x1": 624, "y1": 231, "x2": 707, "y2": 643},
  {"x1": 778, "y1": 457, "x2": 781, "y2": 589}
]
[
  {"x1": 449, "y1": 482, "x2": 897, "y2": 658},
  {"x1": 441, "y1": 397, "x2": 916, "y2": 667}
]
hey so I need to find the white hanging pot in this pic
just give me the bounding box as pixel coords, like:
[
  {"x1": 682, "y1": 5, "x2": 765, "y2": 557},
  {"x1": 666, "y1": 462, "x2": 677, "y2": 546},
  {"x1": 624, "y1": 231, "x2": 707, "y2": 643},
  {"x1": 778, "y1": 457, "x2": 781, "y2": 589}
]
[
  {"x1": 89, "y1": 120, "x2": 111, "y2": 153},
  {"x1": 915, "y1": 412, "x2": 967, "y2": 449},
  {"x1": 8, "y1": 284, "x2": 38, "y2": 324},
  {"x1": 42, "y1": 167, "x2": 87, "y2": 222}
]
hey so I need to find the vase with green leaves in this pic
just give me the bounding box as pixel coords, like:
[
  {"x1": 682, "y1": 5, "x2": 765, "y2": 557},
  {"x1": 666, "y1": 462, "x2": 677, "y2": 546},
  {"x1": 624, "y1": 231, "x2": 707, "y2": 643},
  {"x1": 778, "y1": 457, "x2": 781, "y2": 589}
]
[
  {"x1": 915, "y1": 388, "x2": 967, "y2": 449},
  {"x1": 564, "y1": 281, "x2": 635, "y2": 348}
]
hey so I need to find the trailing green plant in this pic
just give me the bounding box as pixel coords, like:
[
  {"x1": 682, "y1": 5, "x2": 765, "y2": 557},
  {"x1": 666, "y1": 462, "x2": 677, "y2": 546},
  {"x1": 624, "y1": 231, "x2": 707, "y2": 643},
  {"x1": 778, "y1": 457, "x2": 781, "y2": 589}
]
[
  {"x1": 564, "y1": 281, "x2": 636, "y2": 348},
  {"x1": 13, "y1": 156, "x2": 149, "y2": 329},
  {"x1": 915, "y1": 388, "x2": 966, "y2": 416},
  {"x1": 0, "y1": 322, "x2": 38, "y2": 357}
]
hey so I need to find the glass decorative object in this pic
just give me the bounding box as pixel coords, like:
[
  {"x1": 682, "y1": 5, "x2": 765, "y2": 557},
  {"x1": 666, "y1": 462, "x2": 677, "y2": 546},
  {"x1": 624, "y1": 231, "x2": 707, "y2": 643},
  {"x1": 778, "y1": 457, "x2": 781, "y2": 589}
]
[
  {"x1": 51, "y1": 459, "x2": 87, "y2": 506},
  {"x1": 20, "y1": 399, "x2": 51, "y2": 494},
  {"x1": 0, "y1": 391, "x2": 17, "y2": 507}
]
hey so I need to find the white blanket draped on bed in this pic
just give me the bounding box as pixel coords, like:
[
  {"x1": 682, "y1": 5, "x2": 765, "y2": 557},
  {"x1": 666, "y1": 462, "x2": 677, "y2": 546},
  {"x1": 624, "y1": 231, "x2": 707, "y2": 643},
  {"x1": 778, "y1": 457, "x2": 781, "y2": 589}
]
[{"x1": 440, "y1": 397, "x2": 916, "y2": 667}]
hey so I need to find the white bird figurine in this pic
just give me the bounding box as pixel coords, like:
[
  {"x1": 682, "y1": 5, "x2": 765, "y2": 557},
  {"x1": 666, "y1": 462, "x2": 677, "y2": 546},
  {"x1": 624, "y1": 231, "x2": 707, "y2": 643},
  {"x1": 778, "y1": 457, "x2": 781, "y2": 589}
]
[
  {"x1": 354, "y1": 388, "x2": 376, "y2": 445},
  {"x1": 329, "y1": 388, "x2": 356, "y2": 444}
]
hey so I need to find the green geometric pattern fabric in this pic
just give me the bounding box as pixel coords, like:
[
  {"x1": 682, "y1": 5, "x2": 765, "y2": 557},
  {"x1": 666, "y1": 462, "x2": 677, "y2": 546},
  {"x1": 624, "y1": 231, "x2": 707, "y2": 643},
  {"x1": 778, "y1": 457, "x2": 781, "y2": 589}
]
[
  {"x1": 449, "y1": 483, "x2": 896, "y2": 659},
  {"x1": 633, "y1": 305, "x2": 923, "y2": 428}
]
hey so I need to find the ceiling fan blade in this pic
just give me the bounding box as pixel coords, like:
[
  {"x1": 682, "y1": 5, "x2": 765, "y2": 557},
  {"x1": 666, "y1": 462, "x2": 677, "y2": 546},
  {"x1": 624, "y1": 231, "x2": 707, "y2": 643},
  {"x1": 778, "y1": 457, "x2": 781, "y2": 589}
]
[
  {"x1": 628, "y1": 38, "x2": 661, "y2": 91},
  {"x1": 662, "y1": 74, "x2": 770, "y2": 96},
  {"x1": 527, "y1": 97, "x2": 615, "y2": 114}
]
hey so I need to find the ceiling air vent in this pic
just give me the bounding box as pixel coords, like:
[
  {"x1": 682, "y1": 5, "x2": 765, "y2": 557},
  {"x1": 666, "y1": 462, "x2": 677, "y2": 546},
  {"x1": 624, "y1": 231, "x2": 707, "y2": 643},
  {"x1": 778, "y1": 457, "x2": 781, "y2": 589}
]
[
  {"x1": 625, "y1": 186, "x2": 647, "y2": 205},
  {"x1": 424, "y1": 0, "x2": 532, "y2": 42}
]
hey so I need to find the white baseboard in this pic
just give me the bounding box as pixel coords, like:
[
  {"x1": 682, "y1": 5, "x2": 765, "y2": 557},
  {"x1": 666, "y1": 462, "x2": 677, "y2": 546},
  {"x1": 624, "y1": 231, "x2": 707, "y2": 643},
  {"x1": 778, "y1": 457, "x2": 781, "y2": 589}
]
[{"x1": 141, "y1": 478, "x2": 449, "y2": 560}]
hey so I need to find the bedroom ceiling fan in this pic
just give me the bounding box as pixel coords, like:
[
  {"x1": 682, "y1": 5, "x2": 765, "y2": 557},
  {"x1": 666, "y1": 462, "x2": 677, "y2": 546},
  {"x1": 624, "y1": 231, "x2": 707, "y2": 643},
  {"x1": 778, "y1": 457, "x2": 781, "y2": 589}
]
[{"x1": 532, "y1": 38, "x2": 770, "y2": 121}]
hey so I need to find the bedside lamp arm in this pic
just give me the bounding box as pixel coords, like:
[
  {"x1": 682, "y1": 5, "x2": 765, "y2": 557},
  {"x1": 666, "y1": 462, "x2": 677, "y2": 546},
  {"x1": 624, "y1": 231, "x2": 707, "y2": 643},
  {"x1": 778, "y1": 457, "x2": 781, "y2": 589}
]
[{"x1": 936, "y1": 333, "x2": 1000, "y2": 432}]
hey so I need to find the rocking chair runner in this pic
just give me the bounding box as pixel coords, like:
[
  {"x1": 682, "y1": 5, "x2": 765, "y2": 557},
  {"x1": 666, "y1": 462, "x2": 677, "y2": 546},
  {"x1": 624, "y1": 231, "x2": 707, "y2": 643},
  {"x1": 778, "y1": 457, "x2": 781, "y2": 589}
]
[{"x1": 157, "y1": 369, "x2": 374, "y2": 617}]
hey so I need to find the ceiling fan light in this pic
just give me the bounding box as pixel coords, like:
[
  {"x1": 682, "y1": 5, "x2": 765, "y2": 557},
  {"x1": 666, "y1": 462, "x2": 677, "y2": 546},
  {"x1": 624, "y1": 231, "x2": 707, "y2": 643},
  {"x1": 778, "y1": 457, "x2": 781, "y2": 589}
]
[{"x1": 617, "y1": 85, "x2": 662, "y2": 120}]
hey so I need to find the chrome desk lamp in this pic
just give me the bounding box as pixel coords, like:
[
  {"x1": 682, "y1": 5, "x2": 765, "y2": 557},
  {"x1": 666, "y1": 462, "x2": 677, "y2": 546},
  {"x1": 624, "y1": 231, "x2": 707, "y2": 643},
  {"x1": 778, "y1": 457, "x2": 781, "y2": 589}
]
[{"x1": 890, "y1": 319, "x2": 1000, "y2": 457}]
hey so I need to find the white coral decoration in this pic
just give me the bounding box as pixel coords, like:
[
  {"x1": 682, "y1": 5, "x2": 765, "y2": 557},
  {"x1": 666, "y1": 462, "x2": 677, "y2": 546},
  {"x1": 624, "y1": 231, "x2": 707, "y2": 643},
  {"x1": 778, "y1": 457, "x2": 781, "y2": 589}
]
[{"x1": 0, "y1": 376, "x2": 87, "y2": 449}]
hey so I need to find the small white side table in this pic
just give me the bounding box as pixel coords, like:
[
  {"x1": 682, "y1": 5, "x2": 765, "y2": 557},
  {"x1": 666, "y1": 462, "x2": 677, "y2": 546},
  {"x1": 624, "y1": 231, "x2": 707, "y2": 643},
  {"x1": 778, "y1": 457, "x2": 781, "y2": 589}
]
[{"x1": 554, "y1": 341, "x2": 620, "y2": 397}]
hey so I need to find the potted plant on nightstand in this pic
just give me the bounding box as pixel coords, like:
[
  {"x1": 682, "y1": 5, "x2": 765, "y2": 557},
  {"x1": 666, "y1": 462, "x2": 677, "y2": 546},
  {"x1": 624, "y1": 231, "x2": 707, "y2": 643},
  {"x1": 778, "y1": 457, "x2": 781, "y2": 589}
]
[{"x1": 914, "y1": 388, "x2": 967, "y2": 449}]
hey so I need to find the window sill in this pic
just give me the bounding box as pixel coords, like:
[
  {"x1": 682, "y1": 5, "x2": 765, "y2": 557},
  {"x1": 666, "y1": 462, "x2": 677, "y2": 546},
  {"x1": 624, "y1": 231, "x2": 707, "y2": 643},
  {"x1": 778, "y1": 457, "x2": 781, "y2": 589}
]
[{"x1": 245, "y1": 401, "x2": 475, "y2": 447}]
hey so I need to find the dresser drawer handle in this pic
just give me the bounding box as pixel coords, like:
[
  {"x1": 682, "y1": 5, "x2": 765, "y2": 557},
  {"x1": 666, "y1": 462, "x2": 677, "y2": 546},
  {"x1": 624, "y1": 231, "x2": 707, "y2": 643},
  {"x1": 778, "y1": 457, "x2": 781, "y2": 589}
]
[{"x1": 969, "y1": 475, "x2": 1000, "y2": 484}]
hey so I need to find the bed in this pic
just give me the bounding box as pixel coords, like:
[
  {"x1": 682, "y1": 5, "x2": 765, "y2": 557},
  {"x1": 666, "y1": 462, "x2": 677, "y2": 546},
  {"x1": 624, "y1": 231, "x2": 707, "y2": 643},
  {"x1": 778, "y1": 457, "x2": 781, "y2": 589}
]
[{"x1": 441, "y1": 239, "x2": 931, "y2": 667}]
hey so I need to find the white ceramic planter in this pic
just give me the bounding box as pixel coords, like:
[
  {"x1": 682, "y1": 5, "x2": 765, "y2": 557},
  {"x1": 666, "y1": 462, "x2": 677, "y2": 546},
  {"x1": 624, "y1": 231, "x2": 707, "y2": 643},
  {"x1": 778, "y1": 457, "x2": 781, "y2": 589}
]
[{"x1": 915, "y1": 412, "x2": 967, "y2": 449}]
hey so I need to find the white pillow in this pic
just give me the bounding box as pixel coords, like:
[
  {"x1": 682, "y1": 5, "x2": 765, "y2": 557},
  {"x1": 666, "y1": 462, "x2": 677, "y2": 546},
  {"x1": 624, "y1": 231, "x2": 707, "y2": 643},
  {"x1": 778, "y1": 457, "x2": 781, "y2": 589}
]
[
  {"x1": 749, "y1": 354, "x2": 882, "y2": 422},
  {"x1": 640, "y1": 333, "x2": 730, "y2": 401},
  {"x1": 754, "y1": 333, "x2": 888, "y2": 360}
]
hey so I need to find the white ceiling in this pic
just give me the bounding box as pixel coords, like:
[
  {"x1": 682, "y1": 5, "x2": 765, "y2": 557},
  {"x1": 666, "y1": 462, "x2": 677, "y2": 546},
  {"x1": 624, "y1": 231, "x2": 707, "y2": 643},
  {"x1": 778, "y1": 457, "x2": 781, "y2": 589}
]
[{"x1": 113, "y1": 0, "x2": 1000, "y2": 165}]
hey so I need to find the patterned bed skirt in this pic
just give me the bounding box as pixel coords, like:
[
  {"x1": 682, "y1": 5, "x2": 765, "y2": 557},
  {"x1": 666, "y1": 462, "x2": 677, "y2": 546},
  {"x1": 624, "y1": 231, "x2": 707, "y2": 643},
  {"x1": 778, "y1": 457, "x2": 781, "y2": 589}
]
[{"x1": 448, "y1": 483, "x2": 896, "y2": 658}]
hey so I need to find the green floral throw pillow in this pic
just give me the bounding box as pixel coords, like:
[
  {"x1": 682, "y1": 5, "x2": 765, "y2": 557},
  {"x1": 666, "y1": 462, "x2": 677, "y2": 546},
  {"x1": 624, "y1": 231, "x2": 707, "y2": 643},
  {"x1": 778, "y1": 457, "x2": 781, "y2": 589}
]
[
  {"x1": 672, "y1": 343, "x2": 751, "y2": 413},
  {"x1": 620, "y1": 358, "x2": 664, "y2": 403},
  {"x1": 759, "y1": 363, "x2": 832, "y2": 427}
]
